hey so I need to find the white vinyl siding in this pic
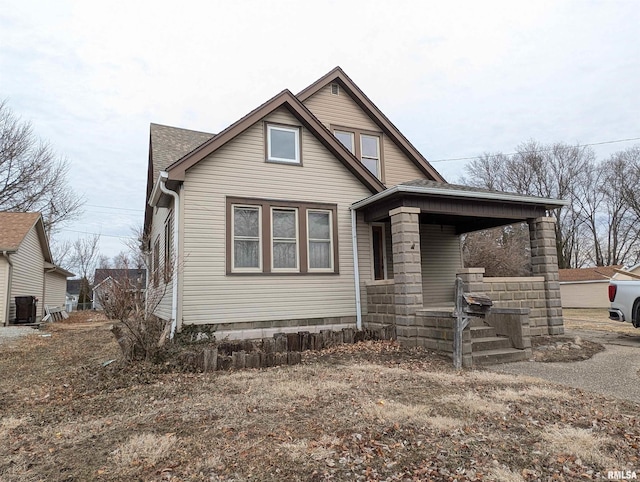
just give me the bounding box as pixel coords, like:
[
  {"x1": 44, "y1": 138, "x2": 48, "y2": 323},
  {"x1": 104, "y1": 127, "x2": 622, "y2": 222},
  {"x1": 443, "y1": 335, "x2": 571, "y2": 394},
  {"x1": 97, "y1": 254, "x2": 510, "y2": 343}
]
[
  {"x1": 181, "y1": 107, "x2": 372, "y2": 325},
  {"x1": 44, "y1": 271, "x2": 67, "y2": 309},
  {"x1": 9, "y1": 226, "x2": 45, "y2": 321},
  {"x1": 420, "y1": 224, "x2": 462, "y2": 305},
  {"x1": 560, "y1": 281, "x2": 610, "y2": 308},
  {"x1": 303, "y1": 84, "x2": 426, "y2": 187}
]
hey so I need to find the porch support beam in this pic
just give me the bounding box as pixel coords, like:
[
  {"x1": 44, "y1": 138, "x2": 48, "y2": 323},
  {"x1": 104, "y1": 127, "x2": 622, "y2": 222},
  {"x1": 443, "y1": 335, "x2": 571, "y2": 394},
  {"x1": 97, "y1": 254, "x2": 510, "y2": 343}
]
[
  {"x1": 529, "y1": 216, "x2": 564, "y2": 335},
  {"x1": 390, "y1": 206, "x2": 423, "y2": 346}
]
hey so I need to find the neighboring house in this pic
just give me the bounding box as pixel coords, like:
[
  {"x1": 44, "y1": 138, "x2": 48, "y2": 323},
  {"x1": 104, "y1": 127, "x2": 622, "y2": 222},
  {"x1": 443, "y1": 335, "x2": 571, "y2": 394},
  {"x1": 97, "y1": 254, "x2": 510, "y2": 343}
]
[
  {"x1": 559, "y1": 264, "x2": 640, "y2": 308},
  {"x1": 66, "y1": 279, "x2": 82, "y2": 311},
  {"x1": 0, "y1": 212, "x2": 74, "y2": 325},
  {"x1": 92, "y1": 268, "x2": 147, "y2": 310},
  {"x1": 144, "y1": 67, "x2": 566, "y2": 345}
]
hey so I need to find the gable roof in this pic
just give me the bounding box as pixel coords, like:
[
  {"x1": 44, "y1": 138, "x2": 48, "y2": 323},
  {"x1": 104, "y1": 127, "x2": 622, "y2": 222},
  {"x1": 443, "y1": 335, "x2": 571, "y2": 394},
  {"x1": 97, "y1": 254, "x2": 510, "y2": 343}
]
[
  {"x1": 93, "y1": 268, "x2": 147, "y2": 289},
  {"x1": 164, "y1": 89, "x2": 386, "y2": 193},
  {"x1": 559, "y1": 265, "x2": 622, "y2": 282},
  {"x1": 297, "y1": 67, "x2": 445, "y2": 183},
  {"x1": 0, "y1": 212, "x2": 52, "y2": 262},
  {"x1": 149, "y1": 123, "x2": 215, "y2": 187}
]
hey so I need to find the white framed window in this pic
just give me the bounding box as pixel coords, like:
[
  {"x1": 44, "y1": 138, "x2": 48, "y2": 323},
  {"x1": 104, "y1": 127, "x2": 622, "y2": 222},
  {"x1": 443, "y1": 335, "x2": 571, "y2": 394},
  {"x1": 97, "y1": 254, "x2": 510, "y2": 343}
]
[
  {"x1": 307, "y1": 210, "x2": 333, "y2": 271},
  {"x1": 360, "y1": 134, "x2": 380, "y2": 178},
  {"x1": 334, "y1": 130, "x2": 355, "y2": 154},
  {"x1": 267, "y1": 124, "x2": 300, "y2": 164},
  {"x1": 271, "y1": 207, "x2": 299, "y2": 271},
  {"x1": 232, "y1": 205, "x2": 262, "y2": 272}
]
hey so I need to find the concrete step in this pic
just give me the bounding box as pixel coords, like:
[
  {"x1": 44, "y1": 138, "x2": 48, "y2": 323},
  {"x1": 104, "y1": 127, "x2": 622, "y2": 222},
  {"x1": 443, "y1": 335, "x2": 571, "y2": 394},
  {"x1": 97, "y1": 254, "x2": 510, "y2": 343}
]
[
  {"x1": 472, "y1": 336, "x2": 512, "y2": 352},
  {"x1": 468, "y1": 317, "x2": 489, "y2": 328},
  {"x1": 470, "y1": 326, "x2": 497, "y2": 339},
  {"x1": 472, "y1": 348, "x2": 530, "y2": 366}
]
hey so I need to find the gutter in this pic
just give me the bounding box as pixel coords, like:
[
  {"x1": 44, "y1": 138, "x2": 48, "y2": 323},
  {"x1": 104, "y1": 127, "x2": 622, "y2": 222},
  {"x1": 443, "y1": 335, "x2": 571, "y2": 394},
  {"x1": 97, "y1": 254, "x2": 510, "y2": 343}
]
[
  {"x1": 156, "y1": 171, "x2": 180, "y2": 339},
  {"x1": 350, "y1": 208, "x2": 362, "y2": 330},
  {"x1": 2, "y1": 251, "x2": 14, "y2": 326},
  {"x1": 350, "y1": 185, "x2": 568, "y2": 211}
]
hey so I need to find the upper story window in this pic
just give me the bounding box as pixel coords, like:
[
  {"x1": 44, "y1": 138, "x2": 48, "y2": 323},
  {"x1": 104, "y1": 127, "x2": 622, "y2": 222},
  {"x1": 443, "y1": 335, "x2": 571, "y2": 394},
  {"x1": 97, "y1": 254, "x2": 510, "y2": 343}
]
[
  {"x1": 266, "y1": 123, "x2": 301, "y2": 164},
  {"x1": 332, "y1": 126, "x2": 383, "y2": 180},
  {"x1": 360, "y1": 134, "x2": 380, "y2": 178}
]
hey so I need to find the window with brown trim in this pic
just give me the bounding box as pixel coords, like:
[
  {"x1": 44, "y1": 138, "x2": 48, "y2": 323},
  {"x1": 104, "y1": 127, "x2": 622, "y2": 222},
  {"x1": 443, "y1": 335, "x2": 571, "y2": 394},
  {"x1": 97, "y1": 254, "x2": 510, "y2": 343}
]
[
  {"x1": 164, "y1": 211, "x2": 174, "y2": 282},
  {"x1": 331, "y1": 126, "x2": 383, "y2": 180},
  {"x1": 152, "y1": 236, "x2": 160, "y2": 287},
  {"x1": 226, "y1": 197, "x2": 339, "y2": 275}
]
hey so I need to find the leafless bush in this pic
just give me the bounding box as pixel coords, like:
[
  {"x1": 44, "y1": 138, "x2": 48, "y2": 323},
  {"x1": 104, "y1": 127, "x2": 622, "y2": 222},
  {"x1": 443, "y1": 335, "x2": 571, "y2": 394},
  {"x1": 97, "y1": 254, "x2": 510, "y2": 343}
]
[{"x1": 99, "y1": 259, "x2": 172, "y2": 362}]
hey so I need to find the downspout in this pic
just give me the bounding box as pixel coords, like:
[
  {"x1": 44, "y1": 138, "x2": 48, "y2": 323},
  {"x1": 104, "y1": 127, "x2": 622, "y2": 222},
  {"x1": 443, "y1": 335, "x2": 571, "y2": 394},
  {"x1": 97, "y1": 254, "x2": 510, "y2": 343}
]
[
  {"x1": 2, "y1": 251, "x2": 13, "y2": 326},
  {"x1": 350, "y1": 208, "x2": 362, "y2": 330},
  {"x1": 158, "y1": 171, "x2": 180, "y2": 339}
]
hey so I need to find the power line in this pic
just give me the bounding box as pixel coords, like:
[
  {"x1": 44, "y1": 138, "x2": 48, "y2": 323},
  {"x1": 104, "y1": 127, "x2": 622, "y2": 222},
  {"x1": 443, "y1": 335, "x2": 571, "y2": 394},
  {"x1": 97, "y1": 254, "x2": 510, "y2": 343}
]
[
  {"x1": 430, "y1": 136, "x2": 640, "y2": 163},
  {"x1": 85, "y1": 204, "x2": 141, "y2": 212},
  {"x1": 60, "y1": 229, "x2": 135, "y2": 239}
]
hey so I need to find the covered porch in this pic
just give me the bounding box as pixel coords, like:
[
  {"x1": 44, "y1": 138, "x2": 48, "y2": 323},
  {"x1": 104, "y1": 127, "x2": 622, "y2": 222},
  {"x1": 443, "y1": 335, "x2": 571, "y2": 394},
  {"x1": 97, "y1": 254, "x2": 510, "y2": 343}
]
[{"x1": 353, "y1": 180, "x2": 567, "y2": 365}]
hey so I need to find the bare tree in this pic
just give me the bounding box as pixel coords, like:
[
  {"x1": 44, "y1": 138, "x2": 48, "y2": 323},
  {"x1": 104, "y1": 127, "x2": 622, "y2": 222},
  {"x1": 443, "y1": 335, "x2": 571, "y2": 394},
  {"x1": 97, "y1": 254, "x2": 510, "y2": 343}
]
[
  {"x1": 112, "y1": 251, "x2": 132, "y2": 269},
  {"x1": 70, "y1": 234, "x2": 101, "y2": 304},
  {"x1": 463, "y1": 224, "x2": 531, "y2": 277},
  {"x1": 0, "y1": 99, "x2": 83, "y2": 234},
  {"x1": 463, "y1": 140, "x2": 595, "y2": 268},
  {"x1": 50, "y1": 238, "x2": 72, "y2": 268},
  {"x1": 97, "y1": 254, "x2": 111, "y2": 269}
]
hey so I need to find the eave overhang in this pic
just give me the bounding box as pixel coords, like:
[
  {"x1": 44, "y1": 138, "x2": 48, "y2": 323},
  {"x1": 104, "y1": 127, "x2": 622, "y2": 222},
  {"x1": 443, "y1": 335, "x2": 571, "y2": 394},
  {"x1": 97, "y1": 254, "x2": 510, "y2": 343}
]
[{"x1": 352, "y1": 185, "x2": 568, "y2": 234}]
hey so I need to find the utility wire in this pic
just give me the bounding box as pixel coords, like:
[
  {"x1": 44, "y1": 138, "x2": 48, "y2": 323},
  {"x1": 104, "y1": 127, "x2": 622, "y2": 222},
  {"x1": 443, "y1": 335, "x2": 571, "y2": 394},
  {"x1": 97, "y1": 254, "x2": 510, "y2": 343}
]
[
  {"x1": 85, "y1": 204, "x2": 141, "y2": 212},
  {"x1": 60, "y1": 229, "x2": 135, "y2": 239},
  {"x1": 430, "y1": 136, "x2": 640, "y2": 163}
]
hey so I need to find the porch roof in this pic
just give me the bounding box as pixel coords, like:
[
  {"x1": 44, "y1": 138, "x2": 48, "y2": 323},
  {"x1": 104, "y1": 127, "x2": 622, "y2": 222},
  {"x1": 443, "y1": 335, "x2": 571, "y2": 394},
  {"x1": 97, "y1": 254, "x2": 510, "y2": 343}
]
[{"x1": 351, "y1": 180, "x2": 568, "y2": 234}]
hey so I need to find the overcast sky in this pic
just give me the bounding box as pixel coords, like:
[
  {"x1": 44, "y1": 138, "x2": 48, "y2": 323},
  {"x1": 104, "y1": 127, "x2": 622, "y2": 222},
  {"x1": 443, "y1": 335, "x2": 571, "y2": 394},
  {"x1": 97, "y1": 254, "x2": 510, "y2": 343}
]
[{"x1": 1, "y1": 0, "x2": 638, "y2": 262}]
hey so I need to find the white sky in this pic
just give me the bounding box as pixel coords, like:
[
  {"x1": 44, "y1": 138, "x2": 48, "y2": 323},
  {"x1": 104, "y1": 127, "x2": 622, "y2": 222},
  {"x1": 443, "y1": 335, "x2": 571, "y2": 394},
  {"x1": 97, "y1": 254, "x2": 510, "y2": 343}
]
[{"x1": 1, "y1": 0, "x2": 638, "y2": 260}]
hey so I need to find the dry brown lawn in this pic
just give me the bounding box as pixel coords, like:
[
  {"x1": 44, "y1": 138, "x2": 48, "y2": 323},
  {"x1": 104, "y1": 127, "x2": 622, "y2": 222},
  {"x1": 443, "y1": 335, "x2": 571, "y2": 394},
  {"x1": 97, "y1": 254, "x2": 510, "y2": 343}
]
[
  {"x1": 0, "y1": 320, "x2": 638, "y2": 481},
  {"x1": 563, "y1": 308, "x2": 639, "y2": 335}
]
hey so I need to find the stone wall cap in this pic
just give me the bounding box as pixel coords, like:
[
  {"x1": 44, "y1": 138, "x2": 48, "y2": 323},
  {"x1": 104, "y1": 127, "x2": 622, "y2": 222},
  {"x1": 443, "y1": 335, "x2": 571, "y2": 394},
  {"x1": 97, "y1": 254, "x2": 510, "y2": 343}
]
[
  {"x1": 389, "y1": 206, "x2": 421, "y2": 216},
  {"x1": 457, "y1": 268, "x2": 486, "y2": 274},
  {"x1": 489, "y1": 307, "x2": 530, "y2": 315},
  {"x1": 365, "y1": 279, "x2": 395, "y2": 286},
  {"x1": 485, "y1": 276, "x2": 545, "y2": 282}
]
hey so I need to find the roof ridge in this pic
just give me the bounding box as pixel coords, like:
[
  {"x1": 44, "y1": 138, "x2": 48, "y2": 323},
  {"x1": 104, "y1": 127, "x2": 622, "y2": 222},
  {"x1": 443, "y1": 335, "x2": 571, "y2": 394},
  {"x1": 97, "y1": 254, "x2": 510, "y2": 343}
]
[{"x1": 150, "y1": 122, "x2": 215, "y2": 136}]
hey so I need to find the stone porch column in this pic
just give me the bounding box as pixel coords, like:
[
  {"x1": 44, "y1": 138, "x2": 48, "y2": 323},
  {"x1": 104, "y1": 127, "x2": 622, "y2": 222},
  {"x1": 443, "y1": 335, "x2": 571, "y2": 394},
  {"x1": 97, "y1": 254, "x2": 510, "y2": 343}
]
[
  {"x1": 529, "y1": 216, "x2": 564, "y2": 335},
  {"x1": 390, "y1": 207, "x2": 423, "y2": 346}
]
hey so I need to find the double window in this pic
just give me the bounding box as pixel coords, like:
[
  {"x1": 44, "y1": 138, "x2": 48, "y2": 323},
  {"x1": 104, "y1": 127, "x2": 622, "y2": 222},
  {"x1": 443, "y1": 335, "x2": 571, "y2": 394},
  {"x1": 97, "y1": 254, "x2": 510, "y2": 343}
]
[
  {"x1": 227, "y1": 197, "x2": 338, "y2": 274},
  {"x1": 266, "y1": 123, "x2": 301, "y2": 164},
  {"x1": 333, "y1": 127, "x2": 383, "y2": 180}
]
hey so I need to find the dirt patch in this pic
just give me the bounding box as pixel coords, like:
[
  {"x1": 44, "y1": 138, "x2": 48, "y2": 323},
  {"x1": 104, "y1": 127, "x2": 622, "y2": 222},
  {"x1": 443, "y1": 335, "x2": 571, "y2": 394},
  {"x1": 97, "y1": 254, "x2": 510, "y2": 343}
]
[
  {"x1": 531, "y1": 335, "x2": 605, "y2": 362},
  {"x1": 0, "y1": 326, "x2": 638, "y2": 481}
]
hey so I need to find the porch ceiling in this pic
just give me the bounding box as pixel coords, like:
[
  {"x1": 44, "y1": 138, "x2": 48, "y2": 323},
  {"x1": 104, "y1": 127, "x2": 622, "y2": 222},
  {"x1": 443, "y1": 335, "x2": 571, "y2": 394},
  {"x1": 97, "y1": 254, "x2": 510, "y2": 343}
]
[{"x1": 352, "y1": 180, "x2": 567, "y2": 235}]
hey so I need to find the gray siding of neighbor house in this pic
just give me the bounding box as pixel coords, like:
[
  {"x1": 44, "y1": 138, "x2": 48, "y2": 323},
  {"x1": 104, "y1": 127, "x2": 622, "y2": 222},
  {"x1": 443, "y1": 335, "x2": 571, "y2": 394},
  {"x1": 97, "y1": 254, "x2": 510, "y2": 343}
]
[
  {"x1": 149, "y1": 206, "x2": 174, "y2": 321},
  {"x1": 0, "y1": 257, "x2": 8, "y2": 324},
  {"x1": 302, "y1": 84, "x2": 426, "y2": 187},
  {"x1": 180, "y1": 107, "x2": 373, "y2": 326},
  {"x1": 420, "y1": 224, "x2": 462, "y2": 306},
  {"x1": 10, "y1": 226, "x2": 45, "y2": 321},
  {"x1": 44, "y1": 271, "x2": 67, "y2": 309}
]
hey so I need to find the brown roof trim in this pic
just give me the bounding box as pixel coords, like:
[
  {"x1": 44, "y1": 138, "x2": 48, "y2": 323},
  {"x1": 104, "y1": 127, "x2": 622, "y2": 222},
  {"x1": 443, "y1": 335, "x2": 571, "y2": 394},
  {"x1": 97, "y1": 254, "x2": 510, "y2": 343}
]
[
  {"x1": 165, "y1": 90, "x2": 385, "y2": 193},
  {"x1": 297, "y1": 67, "x2": 445, "y2": 183}
]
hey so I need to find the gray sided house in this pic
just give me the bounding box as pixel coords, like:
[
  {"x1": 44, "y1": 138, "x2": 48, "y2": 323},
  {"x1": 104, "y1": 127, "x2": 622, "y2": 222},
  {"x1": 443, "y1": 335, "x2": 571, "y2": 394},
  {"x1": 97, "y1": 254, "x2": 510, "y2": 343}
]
[
  {"x1": 92, "y1": 269, "x2": 147, "y2": 311},
  {"x1": 0, "y1": 212, "x2": 74, "y2": 325},
  {"x1": 144, "y1": 67, "x2": 566, "y2": 366}
]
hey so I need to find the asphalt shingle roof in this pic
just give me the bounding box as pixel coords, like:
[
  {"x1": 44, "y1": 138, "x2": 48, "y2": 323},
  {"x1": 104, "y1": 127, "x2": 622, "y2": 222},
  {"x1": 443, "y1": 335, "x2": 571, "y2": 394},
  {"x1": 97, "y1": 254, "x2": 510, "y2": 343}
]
[
  {"x1": 559, "y1": 265, "x2": 622, "y2": 282},
  {"x1": 0, "y1": 212, "x2": 41, "y2": 251}
]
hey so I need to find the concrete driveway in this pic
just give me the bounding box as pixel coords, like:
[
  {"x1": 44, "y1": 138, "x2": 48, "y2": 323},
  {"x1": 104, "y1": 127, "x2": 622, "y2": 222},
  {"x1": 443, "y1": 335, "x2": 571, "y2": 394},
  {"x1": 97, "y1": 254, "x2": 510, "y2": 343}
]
[{"x1": 490, "y1": 326, "x2": 640, "y2": 404}]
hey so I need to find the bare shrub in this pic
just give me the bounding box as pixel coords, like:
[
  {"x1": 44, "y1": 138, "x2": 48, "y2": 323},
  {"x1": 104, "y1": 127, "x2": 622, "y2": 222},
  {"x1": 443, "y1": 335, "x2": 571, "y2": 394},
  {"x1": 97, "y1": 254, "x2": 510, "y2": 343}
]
[{"x1": 111, "y1": 433, "x2": 177, "y2": 468}]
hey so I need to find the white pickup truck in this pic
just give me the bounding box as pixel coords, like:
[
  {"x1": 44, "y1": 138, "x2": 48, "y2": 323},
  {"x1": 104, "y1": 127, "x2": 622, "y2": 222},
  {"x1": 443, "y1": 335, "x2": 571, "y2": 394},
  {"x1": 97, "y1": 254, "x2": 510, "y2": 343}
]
[{"x1": 608, "y1": 281, "x2": 640, "y2": 328}]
